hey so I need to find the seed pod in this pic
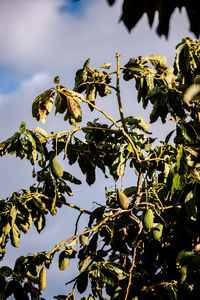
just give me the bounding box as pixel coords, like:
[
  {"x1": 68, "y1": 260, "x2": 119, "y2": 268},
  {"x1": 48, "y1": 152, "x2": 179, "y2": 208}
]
[
  {"x1": 51, "y1": 158, "x2": 64, "y2": 178},
  {"x1": 143, "y1": 209, "x2": 154, "y2": 231},
  {"x1": 39, "y1": 266, "x2": 46, "y2": 290},
  {"x1": 152, "y1": 223, "x2": 163, "y2": 240},
  {"x1": 178, "y1": 265, "x2": 187, "y2": 284},
  {"x1": 117, "y1": 190, "x2": 129, "y2": 210}
]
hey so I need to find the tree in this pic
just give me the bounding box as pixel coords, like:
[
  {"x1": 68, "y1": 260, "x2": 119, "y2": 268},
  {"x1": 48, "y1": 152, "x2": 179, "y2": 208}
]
[
  {"x1": 0, "y1": 37, "x2": 200, "y2": 299},
  {"x1": 107, "y1": 0, "x2": 200, "y2": 38}
]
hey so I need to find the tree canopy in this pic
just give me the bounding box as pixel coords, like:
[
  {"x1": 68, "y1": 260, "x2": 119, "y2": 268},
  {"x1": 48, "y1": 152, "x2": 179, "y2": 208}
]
[
  {"x1": 1, "y1": 37, "x2": 200, "y2": 299},
  {"x1": 107, "y1": 0, "x2": 200, "y2": 38}
]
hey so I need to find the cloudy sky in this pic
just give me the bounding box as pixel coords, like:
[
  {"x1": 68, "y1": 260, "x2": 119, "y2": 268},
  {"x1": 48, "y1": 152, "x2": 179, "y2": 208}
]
[{"x1": 0, "y1": 0, "x2": 196, "y2": 298}]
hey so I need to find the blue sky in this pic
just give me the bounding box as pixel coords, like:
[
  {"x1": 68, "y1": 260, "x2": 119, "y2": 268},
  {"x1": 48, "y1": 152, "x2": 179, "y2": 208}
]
[{"x1": 0, "y1": 0, "x2": 196, "y2": 298}]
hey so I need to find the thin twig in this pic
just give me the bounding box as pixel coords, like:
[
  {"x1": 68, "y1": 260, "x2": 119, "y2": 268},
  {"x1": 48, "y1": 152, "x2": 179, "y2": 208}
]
[
  {"x1": 55, "y1": 133, "x2": 58, "y2": 159},
  {"x1": 64, "y1": 132, "x2": 72, "y2": 157},
  {"x1": 116, "y1": 53, "x2": 127, "y2": 132},
  {"x1": 124, "y1": 247, "x2": 137, "y2": 300},
  {"x1": 64, "y1": 202, "x2": 91, "y2": 215},
  {"x1": 141, "y1": 281, "x2": 175, "y2": 292},
  {"x1": 46, "y1": 209, "x2": 126, "y2": 256},
  {"x1": 130, "y1": 172, "x2": 143, "y2": 205},
  {"x1": 136, "y1": 173, "x2": 143, "y2": 197},
  {"x1": 77, "y1": 81, "x2": 117, "y2": 91},
  {"x1": 74, "y1": 211, "x2": 83, "y2": 236},
  {"x1": 124, "y1": 214, "x2": 143, "y2": 300}
]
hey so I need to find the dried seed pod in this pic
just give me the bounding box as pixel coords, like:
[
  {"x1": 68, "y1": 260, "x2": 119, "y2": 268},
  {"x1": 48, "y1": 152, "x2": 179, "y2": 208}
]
[
  {"x1": 118, "y1": 190, "x2": 129, "y2": 210},
  {"x1": 152, "y1": 223, "x2": 163, "y2": 240},
  {"x1": 143, "y1": 209, "x2": 154, "y2": 231},
  {"x1": 39, "y1": 266, "x2": 46, "y2": 290},
  {"x1": 51, "y1": 158, "x2": 64, "y2": 178}
]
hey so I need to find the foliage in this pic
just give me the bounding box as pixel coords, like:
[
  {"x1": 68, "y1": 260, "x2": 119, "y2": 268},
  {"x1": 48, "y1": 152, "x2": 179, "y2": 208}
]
[
  {"x1": 1, "y1": 37, "x2": 200, "y2": 299},
  {"x1": 107, "y1": 0, "x2": 200, "y2": 38}
]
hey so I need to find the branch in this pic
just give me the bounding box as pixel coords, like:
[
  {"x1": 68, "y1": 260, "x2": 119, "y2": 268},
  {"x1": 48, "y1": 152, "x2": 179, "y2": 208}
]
[
  {"x1": 64, "y1": 202, "x2": 91, "y2": 215},
  {"x1": 115, "y1": 53, "x2": 127, "y2": 132},
  {"x1": 74, "y1": 212, "x2": 83, "y2": 235},
  {"x1": 124, "y1": 214, "x2": 143, "y2": 300},
  {"x1": 45, "y1": 126, "x2": 120, "y2": 139},
  {"x1": 46, "y1": 209, "x2": 127, "y2": 256},
  {"x1": 125, "y1": 247, "x2": 137, "y2": 300},
  {"x1": 141, "y1": 281, "x2": 175, "y2": 292}
]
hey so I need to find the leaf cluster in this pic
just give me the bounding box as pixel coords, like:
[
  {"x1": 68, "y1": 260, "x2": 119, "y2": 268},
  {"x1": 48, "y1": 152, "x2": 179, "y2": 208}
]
[{"x1": 1, "y1": 38, "x2": 200, "y2": 299}]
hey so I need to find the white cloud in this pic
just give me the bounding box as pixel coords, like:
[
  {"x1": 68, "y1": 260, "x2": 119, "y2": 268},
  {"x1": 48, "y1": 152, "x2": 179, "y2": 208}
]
[{"x1": 0, "y1": 0, "x2": 194, "y2": 76}]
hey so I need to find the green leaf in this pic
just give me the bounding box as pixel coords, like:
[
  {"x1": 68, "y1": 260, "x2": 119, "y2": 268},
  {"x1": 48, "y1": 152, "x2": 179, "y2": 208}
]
[
  {"x1": 32, "y1": 127, "x2": 48, "y2": 138},
  {"x1": 26, "y1": 130, "x2": 37, "y2": 149},
  {"x1": 78, "y1": 256, "x2": 91, "y2": 273},
  {"x1": 149, "y1": 54, "x2": 167, "y2": 70},
  {"x1": 175, "y1": 40, "x2": 190, "y2": 75},
  {"x1": 104, "y1": 263, "x2": 126, "y2": 280},
  {"x1": 183, "y1": 84, "x2": 200, "y2": 106},
  {"x1": 176, "y1": 145, "x2": 183, "y2": 172},
  {"x1": 177, "y1": 250, "x2": 196, "y2": 264},
  {"x1": 100, "y1": 268, "x2": 116, "y2": 286},
  {"x1": 55, "y1": 91, "x2": 68, "y2": 114},
  {"x1": 86, "y1": 165, "x2": 95, "y2": 186},
  {"x1": 116, "y1": 153, "x2": 126, "y2": 179},
  {"x1": 133, "y1": 116, "x2": 149, "y2": 131},
  {"x1": 149, "y1": 97, "x2": 162, "y2": 123},
  {"x1": 86, "y1": 84, "x2": 96, "y2": 110},
  {"x1": 123, "y1": 186, "x2": 137, "y2": 197},
  {"x1": 79, "y1": 234, "x2": 89, "y2": 247},
  {"x1": 124, "y1": 60, "x2": 143, "y2": 73},
  {"x1": 59, "y1": 179, "x2": 73, "y2": 196},
  {"x1": 171, "y1": 173, "x2": 186, "y2": 194},
  {"x1": 0, "y1": 132, "x2": 20, "y2": 149},
  {"x1": 0, "y1": 266, "x2": 13, "y2": 277},
  {"x1": 34, "y1": 213, "x2": 46, "y2": 233},
  {"x1": 165, "y1": 130, "x2": 175, "y2": 143},
  {"x1": 10, "y1": 205, "x2": 17, "y2": 227},
  {"x1": 178, "y1": 265, "x2": 187, "y2": 285},
  {"x1": 184, "y1": 190, "x2": 197, "y2": 220},
  {"x1": 62, "y1": 171, "x2": 81, "y2": 184},
  {"x1": 100, "y1": 62, "x2": 112, "y2": 69},
  {"x1": 179, "y1": 123, "x2": 197, "y2": 144},
  {"x1": 111, "y1": 153, "x2": 126, "y2": 179},
  {"x1": 20, "y1": 121, "x2": 26, "y2": 134},
  {"x1": 76, "y1": 271, "x2": 88, "y2": 294},
  {"x1": 146, "y1": 86, "x2": 166, "y2": 101},
  {"x1": 10, "y1": 224, "x2": 20, "y2": 248}
]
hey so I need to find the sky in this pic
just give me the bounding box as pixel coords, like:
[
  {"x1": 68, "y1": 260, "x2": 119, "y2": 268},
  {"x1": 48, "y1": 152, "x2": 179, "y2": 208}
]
[{"x1": 0, "y1": 0, "x2": 197, "y2": 298}]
